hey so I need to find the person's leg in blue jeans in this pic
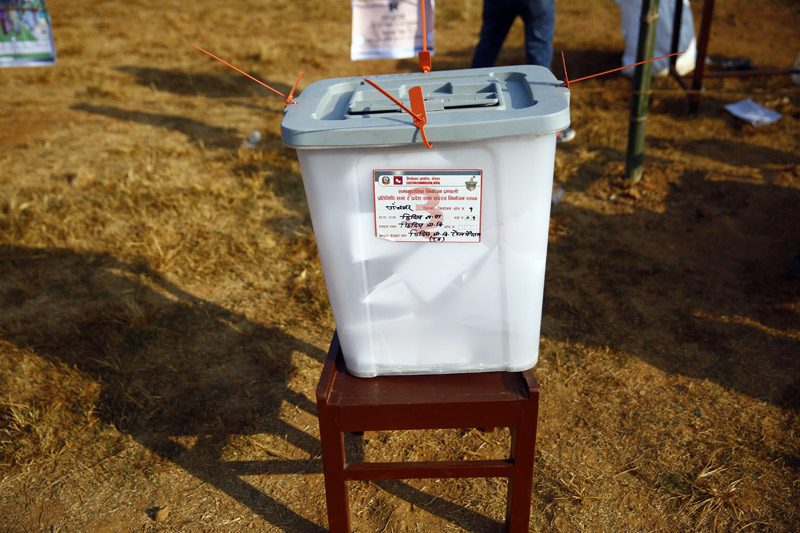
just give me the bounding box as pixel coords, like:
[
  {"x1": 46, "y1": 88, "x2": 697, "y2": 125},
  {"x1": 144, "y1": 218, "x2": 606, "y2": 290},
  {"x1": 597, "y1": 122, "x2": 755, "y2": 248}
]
[
  {"x1": 471, "y1": 0, "x2": 572, "y2": 141},
  {"x1": 520, "y1": 0, "x2": 555, "y2": 68},
  {"x1": 472, "y1": 0, "x2": 555, "y2": 68},
  {"x1": 471, "y1": 0, "x2": 518, "y2": 68}
]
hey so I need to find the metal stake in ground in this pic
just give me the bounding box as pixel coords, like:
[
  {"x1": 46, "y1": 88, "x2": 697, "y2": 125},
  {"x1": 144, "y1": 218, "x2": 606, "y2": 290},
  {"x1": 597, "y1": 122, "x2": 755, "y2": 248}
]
[{"x1": 625, "y1": 0, "x2": 661, "y2": 183}]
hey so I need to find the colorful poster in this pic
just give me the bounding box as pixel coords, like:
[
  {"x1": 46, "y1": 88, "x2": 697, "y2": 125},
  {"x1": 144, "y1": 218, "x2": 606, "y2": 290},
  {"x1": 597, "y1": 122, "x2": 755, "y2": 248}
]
[
  {"x1": 0, "y1": 0, "x2": 55, "y2": 67},
  {"x1": 351, "y1": 0, "x2": 434, "y2": 61}
]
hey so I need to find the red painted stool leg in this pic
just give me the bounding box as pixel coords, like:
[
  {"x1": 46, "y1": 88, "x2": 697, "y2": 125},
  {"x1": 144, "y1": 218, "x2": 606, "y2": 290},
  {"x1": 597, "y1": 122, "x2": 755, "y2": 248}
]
[
  {"x1": 505, "y1": 412, "x2": 539, "y2": 532},
  {"x1": 318, "y1": 408, "x2": 351, "y2": 532}
]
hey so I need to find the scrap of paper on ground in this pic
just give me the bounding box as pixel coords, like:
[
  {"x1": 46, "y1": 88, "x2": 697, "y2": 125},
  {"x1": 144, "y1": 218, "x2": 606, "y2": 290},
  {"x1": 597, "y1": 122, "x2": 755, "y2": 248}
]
[{"x1": 724, "y1": 98, "x2": 782, "y2": 127}]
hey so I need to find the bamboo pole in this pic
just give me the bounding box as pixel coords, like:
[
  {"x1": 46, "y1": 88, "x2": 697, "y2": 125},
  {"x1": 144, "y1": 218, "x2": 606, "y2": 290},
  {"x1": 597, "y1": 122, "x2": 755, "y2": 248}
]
[{"x1": 625, "y1": 0, "x2": 661, "y2": 183}]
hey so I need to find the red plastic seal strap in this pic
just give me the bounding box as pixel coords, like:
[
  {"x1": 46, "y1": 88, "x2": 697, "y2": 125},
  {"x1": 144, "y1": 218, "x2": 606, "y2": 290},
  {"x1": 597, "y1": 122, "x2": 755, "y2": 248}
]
[{"x1": 408, "y1": 86, "x2": 432, "y2": 148}]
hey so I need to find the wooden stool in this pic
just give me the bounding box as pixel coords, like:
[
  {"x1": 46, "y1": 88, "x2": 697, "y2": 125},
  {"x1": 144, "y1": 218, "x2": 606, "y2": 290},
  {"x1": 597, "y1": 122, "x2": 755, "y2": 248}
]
[{"x1": 316, "y1": 332, "x2": 541, "y2": 532}]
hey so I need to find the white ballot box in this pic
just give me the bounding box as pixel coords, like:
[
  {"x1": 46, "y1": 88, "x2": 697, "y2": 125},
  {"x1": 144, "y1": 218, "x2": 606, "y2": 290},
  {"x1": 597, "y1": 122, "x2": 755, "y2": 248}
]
[{"x1": 282, "y1": 66, "x2": 570, "y2": 377}]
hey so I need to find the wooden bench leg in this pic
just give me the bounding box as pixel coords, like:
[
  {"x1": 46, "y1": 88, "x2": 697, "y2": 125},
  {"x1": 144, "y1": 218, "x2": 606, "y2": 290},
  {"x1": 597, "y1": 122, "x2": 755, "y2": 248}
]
[{"x1": 319, "y1": 409, "x2": 351, "y2": 532}]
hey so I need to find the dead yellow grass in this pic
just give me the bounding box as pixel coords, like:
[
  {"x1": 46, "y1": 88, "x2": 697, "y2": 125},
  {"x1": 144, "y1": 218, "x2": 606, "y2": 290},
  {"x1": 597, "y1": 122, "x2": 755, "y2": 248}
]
[{"x1": 1, "y1": 0, "x2": 799, "y2": 531}]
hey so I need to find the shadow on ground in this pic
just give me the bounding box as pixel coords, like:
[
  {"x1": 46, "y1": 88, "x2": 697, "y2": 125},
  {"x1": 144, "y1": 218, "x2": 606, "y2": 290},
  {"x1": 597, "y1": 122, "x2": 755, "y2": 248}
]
[
  {"x1": 0, "y1": 245, "x2": 504, "y2": 531},
  {"x1": 116, "y1": 66, "x2": 295, "y2": 99},
  {"x1": 71, "y1": 103, "x2": 240, "y2": 149},
  {"x1": 543, "y1": 155, "x2": 800, "y2": 410}
]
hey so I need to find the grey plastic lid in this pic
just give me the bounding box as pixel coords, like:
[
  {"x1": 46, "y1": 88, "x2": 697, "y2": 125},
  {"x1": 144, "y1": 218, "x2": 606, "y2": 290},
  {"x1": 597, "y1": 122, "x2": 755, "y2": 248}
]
[{"x1": 281, "y1": 65, "x2": 570, "y2": 148}]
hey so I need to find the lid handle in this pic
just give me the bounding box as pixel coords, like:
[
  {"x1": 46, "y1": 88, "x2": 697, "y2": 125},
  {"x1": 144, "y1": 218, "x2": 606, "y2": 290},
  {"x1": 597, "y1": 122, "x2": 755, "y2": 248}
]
[{"x1": 363, "y1": 78, "x2": 433, "y2": 148}]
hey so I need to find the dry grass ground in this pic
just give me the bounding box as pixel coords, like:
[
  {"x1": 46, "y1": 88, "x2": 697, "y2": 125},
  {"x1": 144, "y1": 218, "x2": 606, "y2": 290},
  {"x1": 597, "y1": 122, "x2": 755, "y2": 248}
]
[{"x1": 1, "y1": 0, "x2": 799, "y2": 531}]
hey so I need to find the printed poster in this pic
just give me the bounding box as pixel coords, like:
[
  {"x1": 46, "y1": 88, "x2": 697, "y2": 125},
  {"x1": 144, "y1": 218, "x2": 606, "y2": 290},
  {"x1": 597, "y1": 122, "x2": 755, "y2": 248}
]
[
  {"x1": 0, "y1": 0, "x2": 55, "y2": 67},
  {"x1": 351, "y1": 0, "x2": 434, "y2": 61}
]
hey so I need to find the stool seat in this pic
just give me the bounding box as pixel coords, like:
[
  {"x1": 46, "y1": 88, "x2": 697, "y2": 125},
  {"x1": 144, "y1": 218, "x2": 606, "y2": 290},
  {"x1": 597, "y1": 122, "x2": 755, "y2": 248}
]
[{"x1": 316, "y1": 332, "x2": 540, "y2": 532}]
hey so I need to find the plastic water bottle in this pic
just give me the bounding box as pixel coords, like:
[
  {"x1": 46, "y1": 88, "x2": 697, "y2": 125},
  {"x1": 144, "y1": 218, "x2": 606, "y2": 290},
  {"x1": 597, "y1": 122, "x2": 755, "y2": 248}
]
[
  {"x1": 551, "y1": 186, "x2": 566, "y2": 205},
  {"x1": 242, "y1": 129, "x2": 262, "y2": 149}
]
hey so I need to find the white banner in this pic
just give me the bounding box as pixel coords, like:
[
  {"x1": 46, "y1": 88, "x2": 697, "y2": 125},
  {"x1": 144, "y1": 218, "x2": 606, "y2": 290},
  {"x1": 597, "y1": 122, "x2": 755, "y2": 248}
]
[{"x1": 351, "y1": 0, "x2": 434, "y2": 61}]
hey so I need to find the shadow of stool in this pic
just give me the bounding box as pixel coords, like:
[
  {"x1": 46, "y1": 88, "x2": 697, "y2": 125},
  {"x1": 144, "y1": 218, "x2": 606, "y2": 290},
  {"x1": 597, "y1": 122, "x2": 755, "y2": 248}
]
[{"x1": 316, "y1": 332, "x2": 540, "y2": 532}]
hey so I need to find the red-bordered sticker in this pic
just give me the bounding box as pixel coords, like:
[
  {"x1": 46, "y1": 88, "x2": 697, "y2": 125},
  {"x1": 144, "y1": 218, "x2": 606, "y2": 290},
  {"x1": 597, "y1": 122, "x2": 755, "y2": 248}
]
[{"x1": 373, "y1": 169, "x2": 483, "y2": 243}]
